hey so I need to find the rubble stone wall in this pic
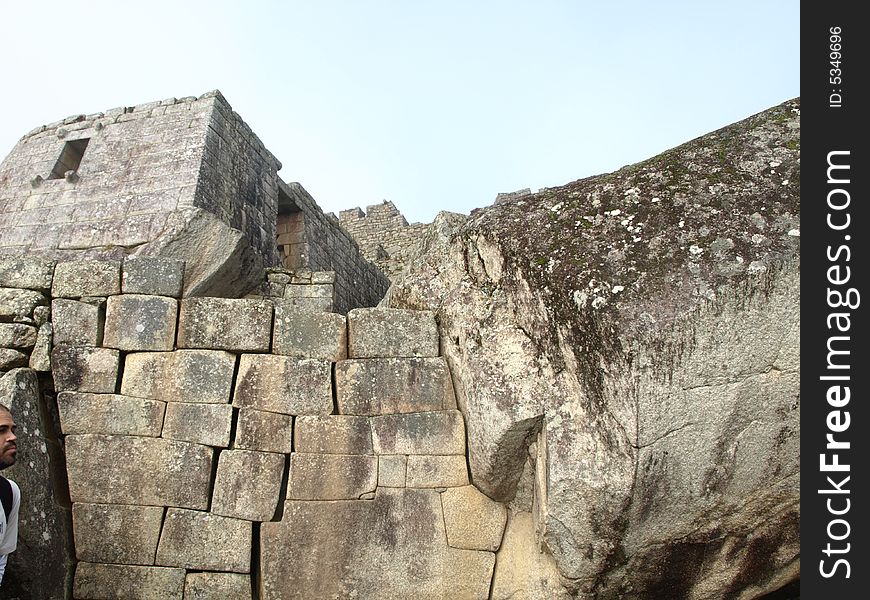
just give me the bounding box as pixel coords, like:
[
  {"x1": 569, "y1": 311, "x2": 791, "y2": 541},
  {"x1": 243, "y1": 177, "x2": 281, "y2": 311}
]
[{"x1": 338, "y1": 200, "x2": 430, "y2": 280}]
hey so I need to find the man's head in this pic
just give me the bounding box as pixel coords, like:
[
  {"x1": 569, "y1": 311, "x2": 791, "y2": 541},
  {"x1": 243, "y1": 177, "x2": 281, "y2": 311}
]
[{"x1": 0, "y1": 404, "x2": 16, "y2": 470}]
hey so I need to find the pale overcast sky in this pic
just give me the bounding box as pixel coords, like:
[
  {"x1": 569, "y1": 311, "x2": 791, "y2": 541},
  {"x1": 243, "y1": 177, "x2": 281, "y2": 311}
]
[{"x1": 0, "y1": 1, "x2": 798, "y2": 224}]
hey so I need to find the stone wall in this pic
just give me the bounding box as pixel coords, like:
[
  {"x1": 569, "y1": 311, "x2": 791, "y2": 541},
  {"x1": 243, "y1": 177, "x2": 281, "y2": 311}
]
[
  {"x1": 338, "y1": 201, "x2": 429, "y2": 280},
  {"x1": 0, "y1": 256, "x2": 522, "y2": 600},
  {"x1": 278, "y1": 182, "x2": 389, "y2": 315},
  {"x1": 0, "y1": 92, "x2": 281, "y2": 297}
]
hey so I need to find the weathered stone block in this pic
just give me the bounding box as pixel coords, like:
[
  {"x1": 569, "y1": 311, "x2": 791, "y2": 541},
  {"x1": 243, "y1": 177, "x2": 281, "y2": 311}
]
[
  {"x1": 283, "y1": 283, "x2": 333, "y2": 299},
  {"x1": 0, "y1": 256, "x2": 55, "y2": 291},
  {"x1": 184, "y1": 572, "x2": 252, "y2": 600},
  {"x1": 370, "y1": 411, "x2": 466, "y2": 455},
  {"x1": 233, "y1": 355, "x2": 332, "y2": 415},
  {"x1": 29, "y1": 323, "x2": 52, "y2": 371},
  {"x1": 52, "y1": 260, "x2": 121, "y2": 297},
  {"x1": 74, "y1": 563, "x2": 185, "y2": 600},
  {"x1": 0, "y1": 349, "x2": 28, "y2": 370},
  {"x1": 406, "y1": 455, "x2": 469, "y2": 488},
  {"x1": 57, "y1": 392, "x2": 165, "y2": 436},
  {"x1": 0, "y1": 322, "x2": 37, "y2": 348},
  {"x1": 211, "y1": 449, "x2": 286, "y2": 521},
  {"x1": 235, "y1": 408, "x2": 294, "y2": 454},
  {"x1": 293, "y1": 415, "x2": 372, "y2": 454},
  {"x1": 73, "y1": 503, "x2": 164, "y2": 564},
  {"x1": 156, "y1": 509, "x2": 251, "y2": 573},
  {"x1": 66, "y1": 434, "x2": 212, "y2": 509},
  {"x1": 262, "y1": 488, "x2": 494, "y2": 599},
  {"x1": 273, "y1": 305, "x2": 347, "y2": 360},
  {"x1": 122, "y1": 256, "x2": 185, "y2": 297},
  {"x1": 0, "y1": 287, "x2": 46, "y2": 321},
  {"x1": 162, "y1": 402, "x2": 232, "y2": 447},
  {"x1": 442, "y1": 486, "x2": 507, "y2": 551},
  {"x1": 177, "y1": 297, "x2": 272, "y2": 351},
  {"x1": 336, "y1": 357, "x2": 456, "y2": 415},
  {"x1": 277, "y1": 296, "x2": 333, "y2": 312},
  {"x1": 122, "y1": 350, "x2": 236, "y2": 403},
  {"x1": 103, "y1": 294, "x2": 178, "y2": 351},
  {"x1": 51, "y1": 299, "x2": 104, "y2": 346},
  {"x1": 288, "y1": 453, "x2": 377, "y2": 500},
  {"x1": 51, "y1": 346, "x2": 119, "y2": 393},
  {"x1": 347, "y1": 308, "x2": 438, "y2": 358},
  {"x1": 311, "y1": 271, "x2": 336, "y2": 284},
  {"x1": 378, "y1": 455, "x2": 407, "y2": 487}
]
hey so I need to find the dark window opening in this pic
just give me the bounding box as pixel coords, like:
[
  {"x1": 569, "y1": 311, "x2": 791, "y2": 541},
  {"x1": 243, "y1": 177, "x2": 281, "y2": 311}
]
[{"x1": 49, "y1": 138, "x2": 90, "y2": 179}]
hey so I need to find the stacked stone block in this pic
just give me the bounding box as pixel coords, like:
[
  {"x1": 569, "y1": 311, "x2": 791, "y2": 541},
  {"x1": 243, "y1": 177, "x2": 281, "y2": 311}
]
[
  {"x1": 257, "y1": 268, "x2": 338, "y2": 313},
  {"x1": 338, "y1": 200, "x2": 431, "y2": 280},
  {"x1": 0, "y1": 257, "x2": 54, "y2": 372},
  {"x1": 3, "y1": 256, "x2": 507, "y2": 599},
  {"x1": 277, "y1": 181, "x2": 390, "y2": 314},
  {"x1": 0, "y1": 92, "x2": 280, "y2": 277}
]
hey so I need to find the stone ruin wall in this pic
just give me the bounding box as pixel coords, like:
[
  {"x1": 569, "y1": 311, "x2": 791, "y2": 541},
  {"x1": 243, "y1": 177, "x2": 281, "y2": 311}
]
[
  {"x1": 0, "y1": 255, "x2": 550, "y2": 600},
  {"x1": 275, "y1": 182, "x2": 389, "y2": 315},
  {"x1": 0, "y1": 91, "x2": 390, "y2": 308},
  {"x1": 339, "y1": 201, "x2": 430, "y2": 280},
  {"x1": 0, "y1": 92, "x2": 280, "y2": 275}
]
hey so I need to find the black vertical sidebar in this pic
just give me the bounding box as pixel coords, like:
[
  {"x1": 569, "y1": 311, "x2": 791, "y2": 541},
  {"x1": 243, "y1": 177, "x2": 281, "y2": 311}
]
[{"x1": 802, "y1": 3, "x2": 867, "y2": 598}]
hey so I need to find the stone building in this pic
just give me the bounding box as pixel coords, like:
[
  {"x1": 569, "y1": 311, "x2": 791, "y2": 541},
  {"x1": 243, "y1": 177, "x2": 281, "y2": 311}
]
[
  {"x1": 339, "y1": 200, "x2": 429, "y2": 280},
  {"x1": 0, "y1": 91, "x2": 388, "y2": 311}
]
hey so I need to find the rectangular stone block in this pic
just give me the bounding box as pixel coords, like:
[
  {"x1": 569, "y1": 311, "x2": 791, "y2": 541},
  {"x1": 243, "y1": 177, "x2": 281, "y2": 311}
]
[
  {"x1": 103, "y1": 294, "x2": 177, "y2": 351},
  {"x1": 51, "y1": 299, "x2": 104, "y2": 346},
  {"x1": 406, "y1": 455, "x2": 469, "y2": 488},
  {"x1": 156, "y1": 508, "x2": 251, "y2": 573},
  {"x1": 66, "y1": 434, "x2": 213, "y2": 509},
  {"x1": 0, "y1": 322, "x2": 38, "y2": 349},
  {"x1": 276, "y1": 296, "x2": 333, "y2": 312},
  {"x1": 74, "y1": 563, "x2": 185, "y2": 600},
  {"x1": 121, "y1": 350, "x2": 236, "y2": 403},
  {"x1": 335, "y1": 357, "x2": 456, "y2": 415},
  {"x1": 0, "y1": 256, "x2": 55, "y2": 291},
  {"x1": 122, "y1": 256, "x2": 184, "y2": 297},
  {"x1": 184, "y1": 573, "x2": 252, "y2": 600},
  {"x1": 177, "y1": 297, "x2": 272, "y2": 351},
  {"x1": 370, "y1": 411, "x2": 466, "y2": 455},
  {"x1": 211, "y1": 450, "x2": 286, "y2": 522},
  {"x1": 378, "y1": 455, "x2": 407, "y2": 488},
  {"x1": 283, "y1": 283, "x2": 333, "y2": 299},
  {"x1": 347, "y1": 308, "x2": 438, "y2": 358},
  {"x1": 273, "y1": 304, "x2": 347, "y2": 361},
  {"x1": 233, "y1": 355, "x2": 332, "y2": 415},
  {"x1": 51, "y1": 346, "x2": 119, "y2": 393},
  {"x1": 235, "y1": 408, "x2": 294, "y2": 454},
  {"x1": 288, "y1": 453, "x2": 377, "y2": 500},
  {"x1": 57, "y1": 392, "x2": 165, "y2": 436},
  {"x1": 294, "y1": 415, "x2": 372, "y2": 455},
  {"x1": 162, "y1": 402, "x2": 232, "y2": 447},
  {"x1": 53, "y1": 260, "x2": 121, "y2": 297},
  {"x1": 73, "y1": 503, "x2": 164, "y2": 564}
]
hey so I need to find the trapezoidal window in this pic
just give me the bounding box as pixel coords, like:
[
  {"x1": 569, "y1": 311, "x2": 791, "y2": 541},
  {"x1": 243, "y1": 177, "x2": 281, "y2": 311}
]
[{"x1": 49, "y1": 138, "x2": 90, "y2": 179}]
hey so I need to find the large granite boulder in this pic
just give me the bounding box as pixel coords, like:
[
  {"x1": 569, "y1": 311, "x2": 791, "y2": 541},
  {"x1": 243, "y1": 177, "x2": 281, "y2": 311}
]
[{"x1": 385, "y1": 99, "x2": 800, "y2": 597}]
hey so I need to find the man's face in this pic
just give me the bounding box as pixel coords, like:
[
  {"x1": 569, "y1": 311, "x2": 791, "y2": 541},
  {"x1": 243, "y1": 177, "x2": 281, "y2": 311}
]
[{"x1": 0, "y1": 410, "x2": 17, "y2": 470}]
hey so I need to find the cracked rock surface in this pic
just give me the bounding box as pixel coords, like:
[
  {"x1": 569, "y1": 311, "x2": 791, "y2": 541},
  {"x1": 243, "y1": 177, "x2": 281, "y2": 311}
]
[{"x1": 385, "y1": 99, "x2": 800, "y2": 598}]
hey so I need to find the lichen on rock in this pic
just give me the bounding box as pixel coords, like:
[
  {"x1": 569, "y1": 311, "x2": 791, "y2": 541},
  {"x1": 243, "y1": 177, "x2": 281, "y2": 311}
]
[{"x1": 386, "y1": 98, "x2": 800, "y2": 598}]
